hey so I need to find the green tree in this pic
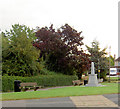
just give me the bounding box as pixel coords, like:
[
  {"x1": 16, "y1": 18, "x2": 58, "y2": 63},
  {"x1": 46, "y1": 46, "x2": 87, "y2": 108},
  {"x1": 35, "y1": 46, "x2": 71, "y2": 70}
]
[
  {"x1": 2, "y1": 24, "x2": 42, "y2": 76},
  {"x1": 107, "y1": 55, "x2": 115, "y2": 66},
  {"x1": 86, "y1": 40, "x2": 108, "y2": 80}
]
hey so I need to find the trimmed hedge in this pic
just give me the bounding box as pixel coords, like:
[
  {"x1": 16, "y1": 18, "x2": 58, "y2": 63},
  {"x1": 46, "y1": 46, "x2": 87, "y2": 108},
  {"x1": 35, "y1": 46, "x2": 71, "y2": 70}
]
[{"x1": 2, "y1": 75, "x2": 78, "y2": 92}]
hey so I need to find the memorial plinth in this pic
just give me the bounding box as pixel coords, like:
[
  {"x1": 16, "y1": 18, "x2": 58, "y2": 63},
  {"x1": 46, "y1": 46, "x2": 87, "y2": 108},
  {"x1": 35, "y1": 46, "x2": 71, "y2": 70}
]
[{"x1": 86, "y1": 62, "x2": 102, "y2": 87}]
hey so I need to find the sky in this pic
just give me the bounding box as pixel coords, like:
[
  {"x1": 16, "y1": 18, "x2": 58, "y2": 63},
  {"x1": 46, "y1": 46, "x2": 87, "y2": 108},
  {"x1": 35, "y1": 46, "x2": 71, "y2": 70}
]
[{"x1": 0, "y1": 0, "x2": 119, "y2": 58}]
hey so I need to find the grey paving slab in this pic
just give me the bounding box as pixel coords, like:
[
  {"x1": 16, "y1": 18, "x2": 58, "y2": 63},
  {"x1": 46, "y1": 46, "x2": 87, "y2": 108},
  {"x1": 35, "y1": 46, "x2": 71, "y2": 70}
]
[{"x1": 70, "y1": 95, "x2": 118, "y2": 107}]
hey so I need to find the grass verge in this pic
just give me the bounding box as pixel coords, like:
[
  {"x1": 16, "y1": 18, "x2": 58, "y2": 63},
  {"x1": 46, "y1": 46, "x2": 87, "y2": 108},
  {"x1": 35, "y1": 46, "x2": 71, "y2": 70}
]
[
  {"x1": 2, "y1": 83, "x2": 119, "y2": 101},
  {"x1": 106, "y1": 76, "x2": 119, "y2": 80}
]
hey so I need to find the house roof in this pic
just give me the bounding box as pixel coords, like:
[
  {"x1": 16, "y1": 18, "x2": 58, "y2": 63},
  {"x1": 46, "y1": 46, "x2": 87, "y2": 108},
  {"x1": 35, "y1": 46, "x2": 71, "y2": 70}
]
[
  {"x1": 115, "y1": 57, "x2": 120, "y2": 62},
  {"x1": 110, "y1": 66, "x2": 120, "y2": 68}
]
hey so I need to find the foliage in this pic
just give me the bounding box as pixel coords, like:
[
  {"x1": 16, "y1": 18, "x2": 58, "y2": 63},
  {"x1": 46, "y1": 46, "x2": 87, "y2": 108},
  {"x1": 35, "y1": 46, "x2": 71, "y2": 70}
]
[
  {"x1": 86, "y1": 40, "x2": 108, "y2": 80},
  {"x1": 33, "y1": 24, "x2": 90, "y2": 79},
  {"x1": 110, "y1": 55, "x2": 115, "y2": 66},
  {"x1": 2, "y1": 75, "x2": 78, "y2": 92},
  {"x1": 40, "y1": 68, "x2": 61, "y2": 75},
  {"x1": 106, "y1": 55, "x2": 115, "y2": 66},
  {"x1": 2, "y1": 24, "x2": 42, "y2": 76}
]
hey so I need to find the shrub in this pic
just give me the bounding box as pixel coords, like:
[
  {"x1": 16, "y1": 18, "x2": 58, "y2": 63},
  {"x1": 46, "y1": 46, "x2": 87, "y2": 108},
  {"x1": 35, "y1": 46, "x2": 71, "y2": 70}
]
[{"x1": 2, "y1": 75, "x2": 78, "y2": 92}]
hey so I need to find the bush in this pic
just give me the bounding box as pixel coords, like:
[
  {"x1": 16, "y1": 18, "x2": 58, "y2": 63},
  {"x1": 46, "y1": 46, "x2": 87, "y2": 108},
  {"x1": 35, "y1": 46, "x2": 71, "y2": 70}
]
[{"x1": 2, "y1": 75, "x2": 78, "y2": 92}]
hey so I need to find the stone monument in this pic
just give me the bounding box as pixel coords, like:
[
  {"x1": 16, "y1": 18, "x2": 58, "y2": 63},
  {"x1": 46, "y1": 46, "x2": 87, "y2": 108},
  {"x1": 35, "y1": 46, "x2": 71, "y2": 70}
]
[{"x1": 86, "y1": 62, "x2": 101, "y2": 87}]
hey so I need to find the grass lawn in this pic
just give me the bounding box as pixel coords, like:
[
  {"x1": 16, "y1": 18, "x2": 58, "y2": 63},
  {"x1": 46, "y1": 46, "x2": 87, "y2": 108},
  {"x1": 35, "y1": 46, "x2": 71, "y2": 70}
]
[
  {"x1": 1, "y1": 83, "x2": 119, "y2": 101},
  {"x1": 106, "y1": 76, "x2": 119, "y2": 80}
]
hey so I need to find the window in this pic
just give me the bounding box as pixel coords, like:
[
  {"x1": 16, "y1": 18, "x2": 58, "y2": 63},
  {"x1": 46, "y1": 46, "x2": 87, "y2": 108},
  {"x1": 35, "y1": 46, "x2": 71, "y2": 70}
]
[
  {"x1": 110, "y1": 70, "x2": 116, "y2": 72},
  {"x1": 117, "y1": 69, "x2": 120, "y2": 72}
]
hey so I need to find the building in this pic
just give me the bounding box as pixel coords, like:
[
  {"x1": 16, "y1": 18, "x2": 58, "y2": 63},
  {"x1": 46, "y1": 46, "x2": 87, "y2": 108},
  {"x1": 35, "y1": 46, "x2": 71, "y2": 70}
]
[
  {"x1": 115, "y1": 57, "x2": 120, "y2": 66},
  {"x1": 110, "y1": 57, "x2": 120, "y2": 75}
]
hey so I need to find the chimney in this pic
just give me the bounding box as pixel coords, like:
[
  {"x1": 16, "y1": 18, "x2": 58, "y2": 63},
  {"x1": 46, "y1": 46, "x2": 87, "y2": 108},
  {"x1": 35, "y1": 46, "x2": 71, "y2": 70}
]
[
  {"x1": 114, "y1": 54, "x2": 116, "y2": 60},
  {"x1": 114, "y1": 54, "x2": 116, "y2": 66}
]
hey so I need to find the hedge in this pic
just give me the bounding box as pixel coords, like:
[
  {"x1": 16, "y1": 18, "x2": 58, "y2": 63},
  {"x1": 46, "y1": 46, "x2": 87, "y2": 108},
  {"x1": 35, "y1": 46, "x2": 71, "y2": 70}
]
[{"x1": 2, "y1": 75, "x2": 78, "y2": 92}]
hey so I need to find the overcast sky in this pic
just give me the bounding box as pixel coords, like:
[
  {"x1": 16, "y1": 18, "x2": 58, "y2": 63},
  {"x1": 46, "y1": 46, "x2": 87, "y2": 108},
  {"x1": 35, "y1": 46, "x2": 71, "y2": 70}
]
[{"x1": 0, "y1": 0, "x2": 119, "y2": 57}]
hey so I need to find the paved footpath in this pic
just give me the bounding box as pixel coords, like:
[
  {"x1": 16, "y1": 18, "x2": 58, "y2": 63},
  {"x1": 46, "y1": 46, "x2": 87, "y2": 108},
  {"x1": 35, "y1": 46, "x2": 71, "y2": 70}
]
[
  {"x1": 70, "y1": 94, "x2": 118, "y2": 107},
  {"x1": 2, "y1": 94, "x2": 119, "y2": 108}
]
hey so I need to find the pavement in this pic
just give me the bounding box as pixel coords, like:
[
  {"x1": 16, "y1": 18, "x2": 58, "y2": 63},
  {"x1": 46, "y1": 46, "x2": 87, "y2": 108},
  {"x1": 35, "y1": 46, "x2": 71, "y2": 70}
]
[{"x1": 2, "y1": 94, "x2": 120, "y2": 109}]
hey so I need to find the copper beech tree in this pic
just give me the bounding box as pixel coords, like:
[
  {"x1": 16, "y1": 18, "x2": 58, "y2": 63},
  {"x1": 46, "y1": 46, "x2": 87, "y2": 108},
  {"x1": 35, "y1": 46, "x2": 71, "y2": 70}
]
[{"x1": 33, "y1": 24, "x2": 90, "y2": 79}]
